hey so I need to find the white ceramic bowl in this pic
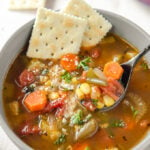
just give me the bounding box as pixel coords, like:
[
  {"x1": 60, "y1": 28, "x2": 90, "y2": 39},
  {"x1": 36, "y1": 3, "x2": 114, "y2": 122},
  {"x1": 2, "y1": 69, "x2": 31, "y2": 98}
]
[{"x1": 0, "y1": 10, "x2": 150, "y2": 150}]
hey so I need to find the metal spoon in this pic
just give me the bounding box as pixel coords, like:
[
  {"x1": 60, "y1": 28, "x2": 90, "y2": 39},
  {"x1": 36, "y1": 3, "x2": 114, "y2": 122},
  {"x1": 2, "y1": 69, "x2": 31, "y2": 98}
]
[{"x1": 101, "y1": 45, "x2": 150, "y2": 112}]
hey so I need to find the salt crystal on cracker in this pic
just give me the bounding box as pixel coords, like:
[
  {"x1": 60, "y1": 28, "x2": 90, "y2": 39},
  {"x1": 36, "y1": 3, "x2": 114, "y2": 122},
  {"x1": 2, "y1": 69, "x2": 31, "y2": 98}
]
[
  {"x1": 63, "y1": 0, "x2": 112, "y2": 47},
  {"x1": 9, "y1": 0, "x2": 46, "y2": 10},
  {"x1": 27, "y1": 8, "x2": 87, "y2": 59}
]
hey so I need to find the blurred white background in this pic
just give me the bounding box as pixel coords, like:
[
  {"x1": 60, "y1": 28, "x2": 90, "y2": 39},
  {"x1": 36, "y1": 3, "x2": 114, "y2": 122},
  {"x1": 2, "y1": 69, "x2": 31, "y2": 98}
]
[{"x1": 0, "y1": 0, "x2": 149, "y2": 149}]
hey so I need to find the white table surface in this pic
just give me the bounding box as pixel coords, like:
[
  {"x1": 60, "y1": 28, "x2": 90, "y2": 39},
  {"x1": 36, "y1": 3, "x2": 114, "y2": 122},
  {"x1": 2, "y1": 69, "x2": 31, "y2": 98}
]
[{"x1": 0, "y1": 0, "x2": 150, "y2": 149}]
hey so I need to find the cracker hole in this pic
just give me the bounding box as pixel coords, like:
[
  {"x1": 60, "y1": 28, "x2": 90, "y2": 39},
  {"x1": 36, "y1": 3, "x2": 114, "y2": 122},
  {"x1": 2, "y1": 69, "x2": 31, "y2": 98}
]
[
  {"x1": 89, "y1": 38, "x2": 92, "y2": 41},
  {"x1": 61, "y1": 47, "x2": 64, "y2": 50},
  {"x1": 100, "y1": 26, "x2": 103, "y2": 29},
  {"x1": 76, "y1": 25, "x2": 78, "y2": 28},
  {"x1": 87, "y1": 15, "x2": 90, "y2": 18},
  {"x1": 50, "y1": 27, "x2": 53, "y2": 30},
  {"x1": 35, "y1": 49, "x2": 39, "y2": 52},
  {"x1": 88, "y1": 26, "x2": 91, "y2": 30},
  {"x1": 65, "y1": 30, "x2": 68, "y2": 34},
  {"x1": 51, "y1": 53, "x2": 54, "y2": 56},
  {"x1": 45, "y1": 43, "x2": 48, "y2": 46},
  {"x1": 70, "y1": 41, "x2": 74, "y2": 44},
  {"x1": 40, "y1": 33, "x2": 42, "y2": 36},
  {"x1": 55, "y1": 37, "x2": 58, "y2": 40}
]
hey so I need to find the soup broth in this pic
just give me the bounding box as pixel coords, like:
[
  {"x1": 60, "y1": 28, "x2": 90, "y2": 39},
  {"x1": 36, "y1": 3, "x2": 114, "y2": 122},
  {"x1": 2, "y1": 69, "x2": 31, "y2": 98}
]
[{"x1": 3, "y1": 33, "x2": 150, "y2": 150}]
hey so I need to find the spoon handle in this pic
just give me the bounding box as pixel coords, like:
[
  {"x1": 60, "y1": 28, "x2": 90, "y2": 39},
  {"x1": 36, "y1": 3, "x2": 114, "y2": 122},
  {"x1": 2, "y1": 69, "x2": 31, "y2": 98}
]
[{"x1": 126, "y1": 45, "x2": 150, "y2": 67}]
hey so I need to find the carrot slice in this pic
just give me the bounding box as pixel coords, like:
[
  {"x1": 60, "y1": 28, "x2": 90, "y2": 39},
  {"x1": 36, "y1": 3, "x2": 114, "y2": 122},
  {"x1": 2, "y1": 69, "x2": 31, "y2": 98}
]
[
  {"x1": 73, "y1": 143, "x2": 89, "y2": 150},
  {"x1": 24, "y1": 90, "x2": 47, "y2": 112},
  {"x1": 60, "y1": 53, "x2": 79, "y2": 71},
  {"x1": 104, "y1": 61, "x2": 124, "y2": 80},
  {"x1": 124, "y1": 116, "x2": 135, "y2": 130}
]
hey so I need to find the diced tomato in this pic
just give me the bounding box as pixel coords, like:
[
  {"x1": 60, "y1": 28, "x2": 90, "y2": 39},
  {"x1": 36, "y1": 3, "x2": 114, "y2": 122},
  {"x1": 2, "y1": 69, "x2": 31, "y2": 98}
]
[
  {"x1": 81, "y1": 100, "x2": 96, "y2": 112},
  {"x1": 43, "y1": 98, "x2": 65, "y2": 113},
  {"x1": 19, "y1": 69, "x2": 35, "y2": 86},
  {"x1": 24, "y1": 90, "x2": 47, "y2": 112},
  {"x1": 101, "y1": 77, "x2": 124, "y2": 100},
  {"x1": 90, "y1": 48, "x2": 100, "y2": 58},
  {"x1": 18, "y1": 123, "x2": 41, "y2": 136},
  {"x1": 73, "y1": 142, "x2": 90, "y2": 150},
  {"x1": 60, "y1": 53, "x2": 79, "y2": 71}
]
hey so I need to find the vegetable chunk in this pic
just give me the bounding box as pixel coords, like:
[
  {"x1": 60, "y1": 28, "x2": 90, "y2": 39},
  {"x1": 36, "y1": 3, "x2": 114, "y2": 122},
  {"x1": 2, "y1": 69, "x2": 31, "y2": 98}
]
[
  {"x1": 19, "y1": 69, "x2": 35, "y2": 86},
  {"x1": 24, "y1": 90, "x2": 47, "y2": 112},
  {"x1": 61, "y1": 53, "x2": 79, "y2": 71},
  {"x1": 104, "y1": 61, "x2": 124, "y2": 80}
]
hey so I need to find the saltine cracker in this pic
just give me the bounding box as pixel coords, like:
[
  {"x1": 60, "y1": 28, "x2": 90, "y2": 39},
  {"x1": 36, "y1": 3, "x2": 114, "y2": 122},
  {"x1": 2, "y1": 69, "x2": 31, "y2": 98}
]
[
  {"x1": 27, "y1": 8, "x2": 87, "y2": 59},
  {"x1": 63, "y1": 0, "x2": 112, "y2": 47},
  {"x1": 9, "y1": 0, "x2": 46, "y2": 10}
]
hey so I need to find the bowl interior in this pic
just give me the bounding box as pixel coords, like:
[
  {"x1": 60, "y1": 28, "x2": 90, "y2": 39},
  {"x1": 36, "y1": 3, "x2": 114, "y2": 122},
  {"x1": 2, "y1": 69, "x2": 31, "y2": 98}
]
[{"x1": 0, "y1": 10, "x2": 150, "y2": 150}]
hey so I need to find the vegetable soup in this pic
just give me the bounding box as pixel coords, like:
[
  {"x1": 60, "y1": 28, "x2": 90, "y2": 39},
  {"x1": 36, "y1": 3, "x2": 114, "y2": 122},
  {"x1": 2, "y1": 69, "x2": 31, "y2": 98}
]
[{"x1": 3, "y1": 33, "x2": 150, "y2": 150}]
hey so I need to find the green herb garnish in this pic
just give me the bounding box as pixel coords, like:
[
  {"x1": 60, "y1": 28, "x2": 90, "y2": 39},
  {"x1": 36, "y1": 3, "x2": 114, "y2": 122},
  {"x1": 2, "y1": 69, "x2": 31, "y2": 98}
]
[
  {"x1": 41, "y1": 68, "x2": 49, "y2": 75},
  {"x1": 61, "y1": 71, "x2": 72, "y2": 83},
  {"x1": 141, "y1": 62, "x2": 149, "y2": 70},
  {"x1": 85, "y1": 146, "x2": 90, "y2": 150},
  {"x1": 22, "y1": 84, "x2": 35, "y2": 93},
  {"x1": 70, "y1": 110, "x2": 84, "y2": 125},
  {"x1": 91, "y1": 99, "x2": 98, "y2": 106},
  {"x1": 54, "y1": 134, "x2": 66, "y2": 145},
  {"x1": 78, "y1": 57, "x2": 92, "y2": 70},
  {"x1": 131, "y1": 106, "x2": 139, "y2": 117},
  {"x1": 110, "y1": 119, "x2": 125, "y2": 128}
]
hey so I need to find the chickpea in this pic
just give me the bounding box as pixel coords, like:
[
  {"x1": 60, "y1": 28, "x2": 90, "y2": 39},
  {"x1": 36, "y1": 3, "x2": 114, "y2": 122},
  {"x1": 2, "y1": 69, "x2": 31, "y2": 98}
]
[
  {"x1": 96, "y1": 101, "x2": 104, "y2": 109},
  {"x1": 103, "y1": 95, "x2": 115, "y2": 107},
  {"x1": 76, "y1": 88, "x2": 84, "y2": 100},
  {"x1": 80, "y1": 83, "x2": 91, "y2": 95},
  {"x1": 48, "y1": 92, "x2": 59, "y2": 100},
  {"x1": 72, "y1": 77, "x2": 78, "y2": 84},
  {"x1": 44, "y1": 80, "x2": 51, "y2": 86}
]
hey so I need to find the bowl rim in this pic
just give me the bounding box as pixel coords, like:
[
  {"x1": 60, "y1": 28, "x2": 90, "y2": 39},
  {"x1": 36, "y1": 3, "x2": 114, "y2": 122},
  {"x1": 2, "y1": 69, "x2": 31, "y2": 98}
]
[{"x1": 0, "y1": 9, "x2": 150, "y2": 150}]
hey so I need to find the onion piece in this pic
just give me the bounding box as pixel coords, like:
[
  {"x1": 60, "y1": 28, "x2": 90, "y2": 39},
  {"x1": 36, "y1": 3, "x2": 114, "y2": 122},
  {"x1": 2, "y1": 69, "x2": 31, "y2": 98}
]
[
  {"x1": 86, "y1": 78, "x2": 107, "y2": 86},
  {"x1": 93, "y1": 68, "x2": 107, "y2": 81},
  {"x1": 124, "y1": 93, "x2": 147, "y2": 123}
]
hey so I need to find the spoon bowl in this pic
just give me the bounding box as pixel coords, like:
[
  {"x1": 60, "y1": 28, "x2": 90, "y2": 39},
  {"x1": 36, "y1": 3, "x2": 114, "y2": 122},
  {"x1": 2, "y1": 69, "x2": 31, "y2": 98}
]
[{"x1": 100, "y1": 45, "x2": 150, "y2": 112}]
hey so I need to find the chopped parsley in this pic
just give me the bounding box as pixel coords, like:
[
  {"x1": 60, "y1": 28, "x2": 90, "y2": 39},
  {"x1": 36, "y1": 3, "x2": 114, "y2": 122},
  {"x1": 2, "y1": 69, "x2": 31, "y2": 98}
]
[
  {"x1": 70, "y1": 110, "x2": 84, "y2": 125},
  {"x1": 131, "y1": 106, "x2": 139, "y2": 117},
  {"x1": 78, "y1": 57, "x2": 92, "y2": 70},
  {"x1": 141, "y1": 62, "x2": 149, "y2": 70},
  {"x1": 54, "y1": 134, "x2": 66, "y2": 145},
  {"x1": 61, "y1": 71, "x2": 72, "y2": 83},
  {"x1": 91, "y1": 99, "x2": 98, "y2": 106},
  {"x1": 22, "y1": 84, "x2": 35, "y2": 93},
  {"x1": 41, "y1": 68, "x2": 49, "y2": 75},
  {"x1": 110, "y1": 119, "x2": 125, "y2": 128},
  {"x1": 85, "y1": 146, "x2": 90, "y2": 150}
]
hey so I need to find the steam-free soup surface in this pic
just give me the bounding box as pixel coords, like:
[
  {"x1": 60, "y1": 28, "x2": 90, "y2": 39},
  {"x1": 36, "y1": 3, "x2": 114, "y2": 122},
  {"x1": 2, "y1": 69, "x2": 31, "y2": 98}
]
[{"x1": 3, "y1": 33, "x2": 150, "y2": 150}]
